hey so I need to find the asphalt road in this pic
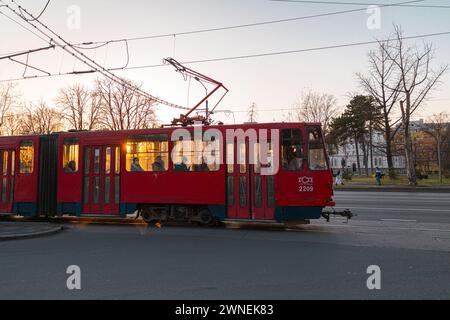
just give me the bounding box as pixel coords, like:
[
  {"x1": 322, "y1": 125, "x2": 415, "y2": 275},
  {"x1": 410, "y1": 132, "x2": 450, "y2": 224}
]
[
  {"x1": 334, "y1": 191, "x2": 450, "y2": 223},
  {"x1": 1, "y1": 191, "x2": 450, "y2": 299}
]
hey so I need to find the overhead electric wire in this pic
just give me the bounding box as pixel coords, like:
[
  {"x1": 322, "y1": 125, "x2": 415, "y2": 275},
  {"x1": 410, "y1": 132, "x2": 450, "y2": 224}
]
[
  {"x1": 18, "y1": 0, "x2": 50, "y2": 21},
  {"x1": 1, "y1": 0, "x2": 189, "y2": 110},
  {"x1": 2, "y1": 28, "x2": 450, "y2": 84},
  {"x1": 269, "y1": 0, "x2": 450, "y2": 8},
  {"x1": 0, "y1": 45, "x2": 55, "y2": 60},
  {"x1": 72, "y1": 0, "x2": 424, "y2": 46},
  {"x1": 9, "y1": 56, "x2": 51, "y2": 76},
  {"x1": 119, "y1": 29, "x2": 450, "y2": 69},
  {"x1": 0, "y1": 9, "x2": 50, "y2": 44}
]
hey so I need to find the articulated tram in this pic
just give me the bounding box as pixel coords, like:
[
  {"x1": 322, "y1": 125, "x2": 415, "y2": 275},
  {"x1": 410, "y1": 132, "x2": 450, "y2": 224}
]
[{"x1": 0, "y1": 122, "x2": 348, "y2": 225}]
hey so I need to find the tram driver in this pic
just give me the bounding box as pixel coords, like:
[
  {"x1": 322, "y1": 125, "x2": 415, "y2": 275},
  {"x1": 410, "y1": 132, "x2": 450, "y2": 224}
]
[{"x1": 288, "y1": 148, "x2": 303, "y2": 171}]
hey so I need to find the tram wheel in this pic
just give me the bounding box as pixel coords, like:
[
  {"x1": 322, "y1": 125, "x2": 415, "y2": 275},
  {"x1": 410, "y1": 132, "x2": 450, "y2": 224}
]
[
  {"x1": 140, "y1": 208, "x2": 159, "y2": 225},
  {"x1": 198, "y1": 209, "x2": 213, "y2": 226}
]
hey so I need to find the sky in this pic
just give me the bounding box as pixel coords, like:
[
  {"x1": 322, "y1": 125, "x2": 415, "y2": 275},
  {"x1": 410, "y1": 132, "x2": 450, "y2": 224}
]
[{"x1": 1, "y1": 0, "x2": 450, "y2": 125}]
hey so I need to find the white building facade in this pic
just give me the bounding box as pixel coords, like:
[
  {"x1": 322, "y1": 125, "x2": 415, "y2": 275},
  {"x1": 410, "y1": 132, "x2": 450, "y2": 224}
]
[{"x1": 329, "y1": 131, "x2": 406, "y2": 174}]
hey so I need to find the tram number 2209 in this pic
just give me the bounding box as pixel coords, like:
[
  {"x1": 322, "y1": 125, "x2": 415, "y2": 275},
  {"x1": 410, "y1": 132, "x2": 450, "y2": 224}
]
[{"x1": 299, "y1": 185, "x2": 314, "y2": 192}]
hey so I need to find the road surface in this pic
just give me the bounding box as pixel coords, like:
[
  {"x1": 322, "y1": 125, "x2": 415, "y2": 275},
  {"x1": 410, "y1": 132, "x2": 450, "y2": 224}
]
[{"x1": 1, "y1": 191, "x2": 449, "y2": 299}]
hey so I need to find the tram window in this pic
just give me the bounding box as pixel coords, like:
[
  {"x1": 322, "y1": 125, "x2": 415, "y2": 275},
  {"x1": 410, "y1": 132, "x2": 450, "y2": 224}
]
[
  {"x1": 84, "y1": 148, "x2": 90, "y2": 174},
  {"x1": 202, "y1": 138, "x2": 220, "y2": 171},
  {"x1": 94, "y1": 148, "x2": 100, "y2": 174},
  {"x1": 62, "y1": 142, "x2": 79, "y2": 173},
  {"x1": 83, "y1": 176, "x2": 89, "y2": 203},
  {"x1": 254, "y1": 143, "x2": 260, "y2": 173},
  {"x1": 1, "y1": 178, "x2": 5, "y2": 203},
  {"x1": 239, "y1": 143, "x2": 246, "y2": 174},
  {"x1": 105, "y1": 176, "x2": 110, "y2": 204},
  {"x1": 11, "y1": 151, "x2": 15, "y2": 175},
  {"x1": 126, "y1": 139, "x2": 169, "y2": 172},
  {"x1": 172, "y1": 139, "x2": 220, "y2": 172},
  {"x1": 227, "y1": 176, "x2": 234, "y2": 206},
  {"x1": 93, "y1": 176, "x2": 99, "y2": 204},
  {"x1": 226, "y1": 143, "x2": 234, "y2": 173},
  {"x1": 105, "y1": 147, "x2": 111, "y2": 174},
  {"x1": 308, "y1": 127, "x2": 329, "y2": 170},
  {"x1": 267, "y1": 176, "x2": 275, "y2": 208},
  {"x1": 239, "y1": 176, "x2": 247, "y2": 207},
  {"x1": 19, "y1": 140, "x2": 34, "y2": 174},
  {"x1": 254, "y1": 175, "x2": 262, "y2": 208},
  {"x1": 281, "y1": 129, "x2": 303, "y2": 171},
  {"x1": 10, "y1": 152, "x2": 14, "y2": 202},
  {"x1": 114, "y1": 175, "x2": 120, "y2": 204},
  {"x1": 115, "y1": 146, "x2": 120, "y2": 174},
  {"x1": 2, "y1": 151, "x2": 7, "y2": 176},
  {"x1": 255, "y1": 142, "x2": 275, "y2": 174}
]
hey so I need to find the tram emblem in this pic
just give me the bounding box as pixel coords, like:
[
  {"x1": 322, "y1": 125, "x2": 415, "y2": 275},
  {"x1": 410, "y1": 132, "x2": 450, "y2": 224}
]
[
  {"x1": 298, "y1": 176, "x2": 314, "y2": 192},
  {"x1": 298, "y1": 176, "x2": 313, "y2": 185}
]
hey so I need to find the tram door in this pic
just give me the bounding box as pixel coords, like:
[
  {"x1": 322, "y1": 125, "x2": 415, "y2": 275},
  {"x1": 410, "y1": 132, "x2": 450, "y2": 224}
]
[
  {"x1": 0, "y1": 150, "x2": 14, "y2": 213},
  {"x1": 82, "y1": 145, "x2": 120, "y2": 215},
  {"x1": 251, "y1": 142, "x2": 276, "y2": 220},
  {"x1": 226, "y1": 139, "x2": 276, "y2": 220}
]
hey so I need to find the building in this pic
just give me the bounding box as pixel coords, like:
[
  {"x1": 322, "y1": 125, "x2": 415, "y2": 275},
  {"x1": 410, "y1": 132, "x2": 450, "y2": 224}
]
[
  {"x1": 392, "y1": 119, "x2": 450, "y2": 176},
  {"x1": 329, "y1": 130, "x2": 406, "y2": 175}
]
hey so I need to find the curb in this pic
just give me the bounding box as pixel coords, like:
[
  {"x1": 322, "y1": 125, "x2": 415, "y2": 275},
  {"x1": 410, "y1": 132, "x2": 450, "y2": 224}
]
[{"x1": 0, "y1": 225, "x2": 64, "y2": 241}]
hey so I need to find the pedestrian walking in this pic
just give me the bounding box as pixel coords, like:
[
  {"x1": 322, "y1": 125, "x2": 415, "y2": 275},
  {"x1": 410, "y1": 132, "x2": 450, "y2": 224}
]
[
  {"x1": 335, "y1": 170, "x2": 343, "y2": 186},
  {"x1": 375, "y1": 167, "x2": 383, "y2": 186}
]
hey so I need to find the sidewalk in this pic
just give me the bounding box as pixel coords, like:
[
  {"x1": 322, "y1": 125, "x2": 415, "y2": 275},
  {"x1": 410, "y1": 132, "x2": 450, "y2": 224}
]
[{"x1": 0, "y1": 221, "x2": 63, "y2": 241}]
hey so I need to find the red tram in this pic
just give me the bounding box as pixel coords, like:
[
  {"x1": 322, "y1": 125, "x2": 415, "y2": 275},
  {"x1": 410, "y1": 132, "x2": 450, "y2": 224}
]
[{"x1": 0, "y1": 122, "x2": 342, "y2": 225}]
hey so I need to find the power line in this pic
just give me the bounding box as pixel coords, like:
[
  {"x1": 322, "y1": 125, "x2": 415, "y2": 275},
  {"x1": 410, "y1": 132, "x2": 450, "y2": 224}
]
[
  {"x1": 73, "y1": 0, "x2": 424, "y2": 47},
  {"x1": 18, "y1": 0, "x2": 50, "y2": 21},
  {"x1": 118, "y1": 30, "x2": 450, "y2": 69},
  {"x1": 0, "y1": 45, "x2": 54, "y2": 60},
  {"x1": 0, "y1": 9, "x2": 50, "y2": 44},
  {"x1": 230, "y1": 108, "x2": 295, "y2": 113},
  {"x1": 269, "y1": 0, "x2": 450, "y2": 8},
  {"x1": 2, "y1": 28, "x2": 450, "y2": 83},
  {"x1": 1, "y1": 0, "x2": 189, "y2": 111}
]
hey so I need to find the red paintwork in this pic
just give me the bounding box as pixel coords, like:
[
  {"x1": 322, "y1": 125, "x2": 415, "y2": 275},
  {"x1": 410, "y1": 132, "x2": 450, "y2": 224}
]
[
  {"x1": 57, "y1": 129, "x2": 226, "y2": 214},
  {"x1": 56, "y1": 123, "x2": 334, "y2": 217},
  {"x1": 81, "y1": 144, "x2": 120, "y2": 215},
  {"x1": 0, "y1": 135, "x2": 40, "y2": 212},
  {"x1": 1, "y1": 122, "x2": 334, "y2": 217}
]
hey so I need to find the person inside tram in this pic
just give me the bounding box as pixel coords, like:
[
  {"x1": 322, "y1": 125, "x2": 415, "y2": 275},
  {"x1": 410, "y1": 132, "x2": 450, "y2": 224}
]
[
  {"x1": 288, "y1": 148, "x2": 303, "y2": 171},
  {"x1": 130, "y1": 157, "x2": 144, "y2": 172},
  {"x1": 174, "y1": 156, "x2": 189, "y2": 172},
  {"x1": 64, "y1": 160, "x2": 77, "y2": 173},
  {"x1": 152, "y1": 155, "x2": 165, "y2": 172},
  {"x1": 192, "y1": 157, "x2": 210, "y2": 172}
]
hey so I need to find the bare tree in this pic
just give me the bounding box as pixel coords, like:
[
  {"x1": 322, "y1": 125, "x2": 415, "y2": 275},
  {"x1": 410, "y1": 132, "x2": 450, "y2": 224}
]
[
  {"x1": 56, "y1": 84, "x2": 101, "y2": 131},
  {"x1": 424, "y1": 112, "x2": 450, "y2": 184},
  {"x1": 22, "y1": 100, "x2": 63, "y2": 134},
  {"x1": 0, "y1": 82, "x2": 21, "y2": 134},
  {"x1": 1, "y1": 112, "x2": 25, "y2": 136},
  {"x1": 294, "y1": 90, "x2": 338, "y2": 136},
  {"x1": 357, "y1": 41, "x2": 402, "y2": 178},
  {"x1": 383, "y1": 25, "x2": 448, "y2": 185},
  {"x1": 95, "y1": 77, "x2": 158, "y2": 130},
  {"x1": 247, "y1": 102, "x2": 258, "y2": 123}
]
